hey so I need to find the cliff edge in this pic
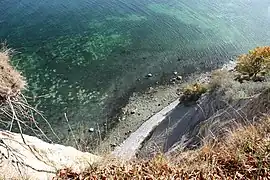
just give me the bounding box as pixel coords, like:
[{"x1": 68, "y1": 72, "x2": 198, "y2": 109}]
[{"x1": 0, "y1": 49, "x2": 100, "y2": 180}]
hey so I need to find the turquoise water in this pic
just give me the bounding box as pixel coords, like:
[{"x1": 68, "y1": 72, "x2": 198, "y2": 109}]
[{"x1": 1, "y1": 0, "x2": 270, "y2": 143}]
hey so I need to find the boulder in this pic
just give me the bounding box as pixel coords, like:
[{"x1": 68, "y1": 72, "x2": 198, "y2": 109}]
[{"x1": 0, "y1": 131, "x2": 100, "y2": 180}]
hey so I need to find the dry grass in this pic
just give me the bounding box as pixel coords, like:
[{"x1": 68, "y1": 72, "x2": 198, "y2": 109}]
[
  {"x1": 235, "y1": 46, "x2": 270, "y2": 78},
  {"x1": 0, "y1": 46, "x2": 57, "y2": 139},
  {"x1": 0, "y1": 46, "x2": 26, "y2": 101},
  {"x1": 168, "y1": 117, "x2": 270, "y2": 179},
  {"x1": 179, "y1": 83, "x2": 208, "y2": 105},
  {"x1": 54, "y1": 116, "x2": 270, "y2": 179},
  {"x1": 0, "y1": 45, "x2": 61, "y2": 179},
  {"x1": 54, "y1": 48, "x2": 270, "y2": 179}
]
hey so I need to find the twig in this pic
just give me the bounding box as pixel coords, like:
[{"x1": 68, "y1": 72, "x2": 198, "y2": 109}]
[{"x1": 64, "y1": 113, "x2": 79, "y2": 149}]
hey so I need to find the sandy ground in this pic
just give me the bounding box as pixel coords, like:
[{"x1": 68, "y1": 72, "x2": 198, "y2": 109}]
[{"x1": 94, "y1": 82, "x2": 181, "y2": 155}]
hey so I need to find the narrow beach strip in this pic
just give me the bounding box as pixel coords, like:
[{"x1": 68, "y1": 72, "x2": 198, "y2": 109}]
[{"x1": 112, "y1": 99, "x2": 180, "y2": 160}]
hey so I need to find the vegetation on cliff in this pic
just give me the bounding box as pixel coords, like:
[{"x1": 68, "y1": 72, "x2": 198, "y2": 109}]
[
  {"x1": 180, "y1": 83, "x2": 207, "y2": 105},
  {"x1": 54, "y1": 47, "x2": 270, "y2": 179},
  {"x1": 235, "y1": 46, "x2": 270, "y2": 82},
  {"x1": 0, "y1": 46, "x2": 26, "y2": 100},
  {"x1": 0, "y1": 46, "x2": 58, "y2": 164},
  {"x1": 55, "y1": 117, "x2": 270, "y2": 179},
  {"x1": 1, "y1": 44, "x2": 270, "y2": 179}
]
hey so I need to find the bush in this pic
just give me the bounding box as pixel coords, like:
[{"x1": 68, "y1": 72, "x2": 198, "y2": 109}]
[
  {"x1": 180, "y1": 83, "x2": 207, "y2": 105},
  {"x1": 235, "y1": 46, "x2": 270, "y2": 78}
]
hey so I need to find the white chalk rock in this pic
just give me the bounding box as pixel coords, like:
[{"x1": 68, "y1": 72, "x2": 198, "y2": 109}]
[{"x1": 0, "y1": 131, "x2": 100, "y2": 180}]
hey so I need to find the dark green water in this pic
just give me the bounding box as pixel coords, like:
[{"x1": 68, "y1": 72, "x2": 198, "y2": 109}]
[{"x1": 1, "y1": 0, "x2": 270, "y2": 143}]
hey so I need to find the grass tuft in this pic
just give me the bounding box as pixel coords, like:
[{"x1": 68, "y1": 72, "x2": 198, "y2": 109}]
[
  {"x1": 179, "y1": 83, "x2": 207, "y2": 105},
  {"x1": 0, "y1": 45, "x2": 26, "y2": 102}
]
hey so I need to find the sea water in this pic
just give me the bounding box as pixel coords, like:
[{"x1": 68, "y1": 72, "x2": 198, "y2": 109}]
[{"x1": 0, "y1": 0, "x2": 269, "y2": 144}]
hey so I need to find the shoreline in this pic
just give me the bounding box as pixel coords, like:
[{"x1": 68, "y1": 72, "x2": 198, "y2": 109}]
[
  {"x1": 42, "y1": 60, "x2": 227, "y2": 152},
  {"x1": 95, "y1": 60, "x2": 236, "y2": 156},
  {"x1": 94, "y1": 72, "x2": 215, "y2": 154},
  {"x1": 94, "y1": 80, "x2": 182, "y2": 154}
]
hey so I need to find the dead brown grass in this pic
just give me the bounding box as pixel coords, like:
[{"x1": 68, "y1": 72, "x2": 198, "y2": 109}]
[
  {"x1": 0, "y1": 47, "x2": 26, "y2": 101},
  {"x1": 170, "y1": 117, "x2": 270, "y2": 179},
  {"x1": 54, "y1": 117, "x2": 270, "y2": 179},
  {"x1": 180, "y1": 83, "x2": 208, "y2": 105},
  {"x1": 235, "y1": 46, "x2": 270, "y2": 78}
]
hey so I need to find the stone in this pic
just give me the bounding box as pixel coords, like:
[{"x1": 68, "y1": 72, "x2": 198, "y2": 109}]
[
  {"x1": 234, "y1": 73, "x2": 242, "y2": 81},
  {"x1": 88, "y1": 127, "x2": 94, "y2": 132},
  {"x1": 124, "y1": 131, "x2": 132, "y2": 136},
  {"x1": 176, "y1": 76, "x2": 182, "y2": 81},
  {"x1": 241, "y1": 74, "x2": 250, "y2": 81},
  {"x1": 146, "y1": 73, "x2": 153, "y2": 78},
  {"x1": 173, "y1": 71, "x2": 178, "y2": 75},
  {"x1": 110, "y1": 143, "x2": 117, "y2": 148},
  {"x1": 252, "y1": 75, "x2": 265, "y2": 82},
  {"x1": 171, "y1": 78, "x2": 176, "y2": 82}
]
